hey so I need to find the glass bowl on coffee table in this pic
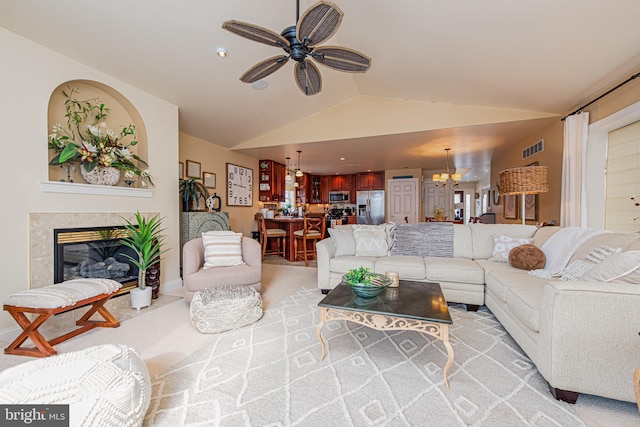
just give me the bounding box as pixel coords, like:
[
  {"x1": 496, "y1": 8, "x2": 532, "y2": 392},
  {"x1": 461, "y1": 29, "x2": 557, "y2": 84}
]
[{"x1": 342, "y1": 273, "x2": 391, "y2": 298}]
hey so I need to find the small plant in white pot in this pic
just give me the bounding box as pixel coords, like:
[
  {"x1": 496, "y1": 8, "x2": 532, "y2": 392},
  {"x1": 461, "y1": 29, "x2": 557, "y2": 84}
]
[{"x1": 120, "y1": 211, "x2": 167, "y2": 310}]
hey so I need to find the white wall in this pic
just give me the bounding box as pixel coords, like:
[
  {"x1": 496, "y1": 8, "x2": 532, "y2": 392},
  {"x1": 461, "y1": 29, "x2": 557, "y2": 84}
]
[{"x1": 0, "y1": 27, "x2": 180, "y2": 330}]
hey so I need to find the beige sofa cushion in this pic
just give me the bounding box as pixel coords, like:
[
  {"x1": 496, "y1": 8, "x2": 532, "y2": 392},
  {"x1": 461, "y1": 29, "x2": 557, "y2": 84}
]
[
  {"x1": 469, "y1": 223, "x2": 538, "y2": 260},
  {"x1": 328, "y1": 226, "x2": 356, "y2": 256},
  {"x1": 485, "y1": 270, "x2": 543, "y2": 303},
  {"x1": 505, "y1": 283, "x2": 546, "y2": 332},
  {"x1": 329, "y1": 256, "x2": 377, "y2": 274},
  {"x1": 452, "y1": 224, "x2": 474, "y2": 259},
  {"x1": 424, "y1": 257, "x2": 485, "y2": 284},
  {"x1": 374, "y1": 256, "x2": 426, "y2": 280}
]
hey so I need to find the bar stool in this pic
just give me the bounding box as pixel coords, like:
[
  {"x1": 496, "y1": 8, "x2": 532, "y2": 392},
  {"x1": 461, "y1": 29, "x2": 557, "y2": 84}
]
[
  {"x1": 257, "y1": 213, "x2": 286, "y2": 260},
  {"x1": 293, "y1": 213, "x2": 327, "y2": 266}
]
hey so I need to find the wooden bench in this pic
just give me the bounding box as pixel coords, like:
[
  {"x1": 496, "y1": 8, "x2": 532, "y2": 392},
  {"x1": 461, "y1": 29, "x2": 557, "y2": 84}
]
[{"x1": 3, "y1": 279, "x2": 122, "y2": 357}]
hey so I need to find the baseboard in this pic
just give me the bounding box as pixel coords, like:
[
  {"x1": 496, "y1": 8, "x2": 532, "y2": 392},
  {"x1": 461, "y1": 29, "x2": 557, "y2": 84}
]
[{"x1": 161, "y1": 278, "x2": 183, "y2": 294}]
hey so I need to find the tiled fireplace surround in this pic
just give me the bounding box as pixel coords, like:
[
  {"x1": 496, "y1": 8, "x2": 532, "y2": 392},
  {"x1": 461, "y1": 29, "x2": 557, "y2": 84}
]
[{"x1": 28, "y1": 211, "x2": 159, "y2": 336}]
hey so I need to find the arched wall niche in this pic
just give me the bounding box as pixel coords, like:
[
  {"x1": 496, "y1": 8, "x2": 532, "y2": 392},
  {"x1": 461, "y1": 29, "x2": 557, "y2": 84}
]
[{"x1": 47, "y1": 80, "x2": 149, "y2": 185}]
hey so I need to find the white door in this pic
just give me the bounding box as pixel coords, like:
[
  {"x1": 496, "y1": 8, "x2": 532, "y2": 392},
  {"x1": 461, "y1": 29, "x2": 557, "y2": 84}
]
[
  {"x1": 388, "y1": 178, "x2": 419, "y2": 223},
  {"x1": 424, "y1": 182, "x2": 453, "y2": 220}
]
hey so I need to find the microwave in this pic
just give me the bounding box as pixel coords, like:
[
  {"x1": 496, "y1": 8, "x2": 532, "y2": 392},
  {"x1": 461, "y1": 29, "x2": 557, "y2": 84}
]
[{"x1": 329, "y1": 191, "x2": 350, "y2": 203}]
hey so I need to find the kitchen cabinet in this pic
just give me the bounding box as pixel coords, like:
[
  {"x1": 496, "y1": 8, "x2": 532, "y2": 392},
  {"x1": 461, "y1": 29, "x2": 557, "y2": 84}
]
[
  {"x1": 258, "y1": 160, "x2": 286, "y2": 202},
  {"x1": 295, "y1": 173, "x2": 309, "y2": 204},
  {"x1": 310, "y1": 175, "x2": 322, "y2": 203},
  {"x1": 357, "y1": 171, "x2": 385, "y2": 190},
  {"x1": 329, "y1": 174, "x2": 355, "y2": 192}
]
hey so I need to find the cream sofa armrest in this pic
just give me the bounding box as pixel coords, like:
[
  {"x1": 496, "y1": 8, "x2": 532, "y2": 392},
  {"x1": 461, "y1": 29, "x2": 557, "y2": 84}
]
[
  {"x1": 241, "y1": 236, "x2": 262, "y2": 268},
  {"x1": 182, "y1": 237, "x2": 205, "y2": 277},
  {"x1": 537, "y1": 280, "x2": 640, "y2": 402},
  {"x1": 316, "y1": 238, "x2": 336, "y2": 290}
]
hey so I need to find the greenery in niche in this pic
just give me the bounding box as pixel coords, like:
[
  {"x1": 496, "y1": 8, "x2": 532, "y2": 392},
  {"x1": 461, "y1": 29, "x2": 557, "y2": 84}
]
[{"x1": 48, "y1": 86, "x2": 154, "y2": 186}]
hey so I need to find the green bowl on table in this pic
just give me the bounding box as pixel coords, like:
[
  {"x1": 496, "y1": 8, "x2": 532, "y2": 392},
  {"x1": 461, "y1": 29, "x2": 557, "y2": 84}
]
[{"x1": 342, "y1": 272, "x2": 392, "y2": 299}]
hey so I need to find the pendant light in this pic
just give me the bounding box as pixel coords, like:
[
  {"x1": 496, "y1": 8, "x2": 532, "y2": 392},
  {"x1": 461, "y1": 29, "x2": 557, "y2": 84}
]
[
  {"x1": 285, "y1": 157, "x2": 292, "y2": 182},
  {"x1": 295, "y1": 150, "x2": 303, "y2": 177}
]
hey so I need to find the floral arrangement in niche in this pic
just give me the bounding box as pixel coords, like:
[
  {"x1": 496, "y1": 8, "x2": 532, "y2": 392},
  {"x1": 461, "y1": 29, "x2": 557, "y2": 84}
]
[{"x1": 48, "y1": 87, "x2": 154, "y2": 186}]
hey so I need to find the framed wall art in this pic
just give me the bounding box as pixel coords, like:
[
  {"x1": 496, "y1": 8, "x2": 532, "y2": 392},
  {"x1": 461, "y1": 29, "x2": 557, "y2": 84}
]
[
  {"x1": 179, "y1": 162, "x2": 184, "y2": 180},
  {"x1": 203, "y1": 172, "x2": 216, "y2": 189},
  {"x1": 524, "y1": 194, "x2": 538, "y2": 221},
  {"x1": 226, "y1": 163, "x2": 253, "y2": 206},
  {"x1": 503, "y1": 194, "x2": 518, "y2": 219},
  {"x1": 186, "y1": 160, "x2": 201, "y2": 178}
]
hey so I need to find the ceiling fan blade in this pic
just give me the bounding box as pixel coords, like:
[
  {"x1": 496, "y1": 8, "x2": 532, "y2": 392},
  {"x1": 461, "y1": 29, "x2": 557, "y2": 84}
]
[
  {"x1": 296, "y1": 1, "x2": 343, "y2": 47},
  {"x1": 294, "y1": 60, "x2": 322, "y2": 96},
  {"x1": 240, "y1": 56, "x2": 290, "y2": 83},
  {"x1": 312, "y1": 46, "x2": 371, "y2": 73},
  {"x1": 222, "y1": 20, "x2": 289, "y2": 48}
]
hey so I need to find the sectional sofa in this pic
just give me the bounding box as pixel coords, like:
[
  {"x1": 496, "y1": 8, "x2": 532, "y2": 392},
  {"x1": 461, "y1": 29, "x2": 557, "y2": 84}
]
[{"x1": 316, "y1": 223, "x2": 640, "y2": 403}]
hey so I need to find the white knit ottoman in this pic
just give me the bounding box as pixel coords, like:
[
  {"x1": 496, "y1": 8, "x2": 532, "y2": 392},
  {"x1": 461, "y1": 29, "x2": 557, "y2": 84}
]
[
  {"x1": 0, "y1": 344, "x2": 151, "y2": 427},
  {"x1": 190, "y1": 285, "x2": 263, "y2": 333}
]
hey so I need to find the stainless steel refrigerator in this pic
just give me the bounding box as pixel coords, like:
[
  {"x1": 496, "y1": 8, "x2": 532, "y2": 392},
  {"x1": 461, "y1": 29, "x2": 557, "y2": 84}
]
[{"x1": 357, "y1": 190, "x2": 385, "y2": 224}]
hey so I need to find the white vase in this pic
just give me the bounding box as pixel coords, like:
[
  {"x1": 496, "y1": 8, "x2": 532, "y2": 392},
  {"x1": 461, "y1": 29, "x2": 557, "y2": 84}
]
[
  {"x1": 81, "y1": 166, "x2": 121, "y2": 185},
  {"x1": 130, "y1": 287, "x2": 152, "y2": 311}
]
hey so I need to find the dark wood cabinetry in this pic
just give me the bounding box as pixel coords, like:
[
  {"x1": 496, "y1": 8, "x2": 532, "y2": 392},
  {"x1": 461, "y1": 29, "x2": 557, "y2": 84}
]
[
  {"x1": 357, "y1": 171, "x2": 385, "y2": 190},
  {"x1": 258, "y1": 160, "x2": 286, "y2": 202},
  {"x1": 295, "y1": 173, "x2": 309, "y2": 204}
]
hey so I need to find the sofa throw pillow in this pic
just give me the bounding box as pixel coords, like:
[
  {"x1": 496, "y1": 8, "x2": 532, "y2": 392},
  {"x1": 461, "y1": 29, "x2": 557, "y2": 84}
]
[
  {"x1": 488, "y1": 235, "x2": 533, "y2": 263},
  {"x1": 557, "y1": 244, "x2": 622, "y2": 281},
  {"x1": 328, "y1": 227, "x2": 356, "y2": 257},
  {"x1": 581, "y1": 250, "x2": 640, "y2": 283},
  {"x1": 202, "y1": 231, "x2": 244, "y2": 268},
  {"x1": 508, "y1": 244, "x2": 546, "y2": 270},
  {"x1": 352, "y1": 225, "x2": 389, "y2": 257}
]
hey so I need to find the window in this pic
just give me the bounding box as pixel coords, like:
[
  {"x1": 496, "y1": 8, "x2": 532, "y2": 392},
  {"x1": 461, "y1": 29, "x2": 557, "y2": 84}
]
[{"x1": 604, "y1": 120, "x2": 640, "y2": 233}]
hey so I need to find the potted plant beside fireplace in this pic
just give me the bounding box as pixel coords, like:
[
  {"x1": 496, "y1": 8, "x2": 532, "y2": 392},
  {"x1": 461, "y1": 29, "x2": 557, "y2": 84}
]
[{"x1": 120, "y1": 211, "x2": 167, "y2": 310}]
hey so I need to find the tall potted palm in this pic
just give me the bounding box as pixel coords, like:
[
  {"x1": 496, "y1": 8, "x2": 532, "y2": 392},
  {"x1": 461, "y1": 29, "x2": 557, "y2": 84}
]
[
  {"x1": 179, "y1": 177, "x2": 209, "y2": 211},
  {"x1": 120, "y1": 211, "x2": 167, "y2": 310}
]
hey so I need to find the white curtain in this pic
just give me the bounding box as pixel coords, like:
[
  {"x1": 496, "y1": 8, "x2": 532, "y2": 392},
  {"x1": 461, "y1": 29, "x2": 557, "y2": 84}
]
[{"x1": 560, "y1": 112, "x2": 589, "y2": 227}]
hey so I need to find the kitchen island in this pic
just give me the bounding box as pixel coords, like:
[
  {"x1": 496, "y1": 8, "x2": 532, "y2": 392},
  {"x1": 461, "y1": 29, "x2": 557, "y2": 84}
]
[{"x1": 264, "y1": 217, "x2": 304, "y2": 262}]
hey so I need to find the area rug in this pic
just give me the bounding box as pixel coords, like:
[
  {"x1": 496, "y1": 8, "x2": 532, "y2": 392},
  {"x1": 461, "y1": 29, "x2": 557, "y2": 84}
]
[{"x1": 145, "y1": 285, "x2": 585, "y2": 426}]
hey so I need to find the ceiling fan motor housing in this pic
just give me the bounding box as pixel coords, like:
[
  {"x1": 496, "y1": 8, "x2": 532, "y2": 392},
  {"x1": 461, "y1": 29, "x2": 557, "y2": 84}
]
[{"x1": 281, "y1": 26, "x2": 308, "y2": 63}]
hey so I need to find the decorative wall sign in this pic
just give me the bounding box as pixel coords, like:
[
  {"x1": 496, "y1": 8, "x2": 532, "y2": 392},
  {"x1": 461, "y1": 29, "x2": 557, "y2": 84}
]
[
  {"x1": 226, "y1": 163, "x2": 253, "y2": 206},
  {"x1": 203, "y1": 172, "x2": 216, "y2": 189},
  {"x1": 186, "y1": 160, "x2": 201, "y2": 178}
]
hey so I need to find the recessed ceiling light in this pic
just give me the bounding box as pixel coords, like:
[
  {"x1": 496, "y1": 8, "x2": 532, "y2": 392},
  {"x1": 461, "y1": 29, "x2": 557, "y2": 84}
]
[
  {"x1": 216, "y1": 47, "x2": 228, "y2": 58},
  {"x1": 340, "y1": 157, "x2": 345, "y2": 161},
  {"x1": 251, "y1": 80, "x2": 269, "y2": 90}
]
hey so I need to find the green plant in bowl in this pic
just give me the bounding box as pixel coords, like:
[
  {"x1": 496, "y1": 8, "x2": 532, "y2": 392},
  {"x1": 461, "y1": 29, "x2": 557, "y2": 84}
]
[{"x1": 342, "y1": 267, "x2": 391, "y2": 298}]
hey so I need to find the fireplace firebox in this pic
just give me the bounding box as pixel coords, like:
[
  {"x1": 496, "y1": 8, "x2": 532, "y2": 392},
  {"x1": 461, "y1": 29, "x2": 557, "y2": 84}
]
[{"x1": 54, "y1": 226, "x2": 138, "y2": 292}]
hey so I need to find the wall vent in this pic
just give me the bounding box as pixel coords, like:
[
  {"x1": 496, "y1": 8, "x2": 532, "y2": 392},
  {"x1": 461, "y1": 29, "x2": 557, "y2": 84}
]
[{"x1": 522, "y1": 139, "x2": 544, "y2": 159}]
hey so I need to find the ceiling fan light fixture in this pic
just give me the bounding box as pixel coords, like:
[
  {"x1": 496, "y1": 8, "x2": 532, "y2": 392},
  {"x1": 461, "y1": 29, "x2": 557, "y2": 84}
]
[
  {"x1": 216, "y1": 47, "x2": 228, "y2": 58},
  {"x1": 251, "y1": 80, "x2": 269, "y2": 90}
]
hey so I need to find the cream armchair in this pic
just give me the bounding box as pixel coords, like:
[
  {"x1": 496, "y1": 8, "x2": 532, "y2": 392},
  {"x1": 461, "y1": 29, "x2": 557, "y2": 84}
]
[{"x1": 182, "y1": 236, "x2": 262, "y2": 302}]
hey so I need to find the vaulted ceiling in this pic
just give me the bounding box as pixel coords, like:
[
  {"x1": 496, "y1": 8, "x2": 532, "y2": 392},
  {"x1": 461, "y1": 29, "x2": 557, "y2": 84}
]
[{"x1": 2, "y1": 0, "x2": 640, "y2": 181}]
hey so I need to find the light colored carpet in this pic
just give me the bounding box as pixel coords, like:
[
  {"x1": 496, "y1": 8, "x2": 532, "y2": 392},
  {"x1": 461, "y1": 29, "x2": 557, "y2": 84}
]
[{"x1": 144, "y1": 269, "x2": 639, "y2": 426}]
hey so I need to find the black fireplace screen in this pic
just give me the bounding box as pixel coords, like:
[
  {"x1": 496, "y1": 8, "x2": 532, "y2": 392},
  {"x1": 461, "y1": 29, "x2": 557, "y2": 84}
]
[{"x1": 54, "y1": 226, "x2": 138, "y2": 289}]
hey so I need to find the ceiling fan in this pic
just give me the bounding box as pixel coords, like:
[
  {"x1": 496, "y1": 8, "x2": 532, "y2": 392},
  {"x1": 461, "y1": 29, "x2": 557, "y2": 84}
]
[{"x1": 222, "y1": 0, "x2": 371, "y2": 96}]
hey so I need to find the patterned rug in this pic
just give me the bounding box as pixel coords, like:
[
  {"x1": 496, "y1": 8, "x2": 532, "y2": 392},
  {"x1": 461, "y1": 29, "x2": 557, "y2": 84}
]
[{"x1": 145, "y1": 285, "x2": 585, "y2": 426}]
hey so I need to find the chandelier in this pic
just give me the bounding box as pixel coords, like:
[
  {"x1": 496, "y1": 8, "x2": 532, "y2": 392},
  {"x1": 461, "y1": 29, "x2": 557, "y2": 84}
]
[{"x1": 432, "y1": 148, "x2": 462, "y2": 188}]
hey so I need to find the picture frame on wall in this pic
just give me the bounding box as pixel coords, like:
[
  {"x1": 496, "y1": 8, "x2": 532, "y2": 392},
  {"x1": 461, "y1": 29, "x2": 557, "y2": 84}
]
[
  {"x1": 504, "y1": 194, "x2": 518, "y2": 219},
  {"x1": 179, "y1": 162, "x2": 184, "y2": 180},
  {"x1": 186, "y1": 160, "x2": 201, "y2": 178},
  {"x1": 203, "y1": 172, "x2": 216, "y2": 189},
  {"x1": 525, "y1": 194, "x2": 538, "y2": 221}
]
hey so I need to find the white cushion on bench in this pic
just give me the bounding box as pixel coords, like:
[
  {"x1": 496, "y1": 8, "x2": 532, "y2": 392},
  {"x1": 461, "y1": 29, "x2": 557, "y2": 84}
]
[{"x1": 4, "y1": 278, "x2": 122, "y2": 309}]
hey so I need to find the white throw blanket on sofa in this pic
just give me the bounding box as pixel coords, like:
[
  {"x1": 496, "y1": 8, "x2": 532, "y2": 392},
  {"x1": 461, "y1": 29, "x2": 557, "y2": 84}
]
[{"x1": 529, "y1": 227, "x2": 605, "y2": 278}]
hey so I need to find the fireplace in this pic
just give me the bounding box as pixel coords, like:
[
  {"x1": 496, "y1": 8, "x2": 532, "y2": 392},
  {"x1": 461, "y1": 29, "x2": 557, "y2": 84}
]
[{"x1": 54, "y1": 226, "x2": 138, "y2": 292}]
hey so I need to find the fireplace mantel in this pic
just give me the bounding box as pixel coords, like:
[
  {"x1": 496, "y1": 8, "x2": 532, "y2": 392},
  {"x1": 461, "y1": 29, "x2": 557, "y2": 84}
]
[{"x1": 41, "y1": 181, "x2": 154, "y2": 197}]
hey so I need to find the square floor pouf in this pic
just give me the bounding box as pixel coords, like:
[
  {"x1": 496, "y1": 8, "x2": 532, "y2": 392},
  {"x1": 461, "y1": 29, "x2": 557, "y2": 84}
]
[{"x1": 190, "y1": 285, "x2": 263, "y2": 333}]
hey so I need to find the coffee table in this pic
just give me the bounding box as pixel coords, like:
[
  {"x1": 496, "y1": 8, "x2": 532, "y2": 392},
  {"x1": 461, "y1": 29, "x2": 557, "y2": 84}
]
[{"x1": 316, "y1": 280, "x2": 454, "y2": 388}]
